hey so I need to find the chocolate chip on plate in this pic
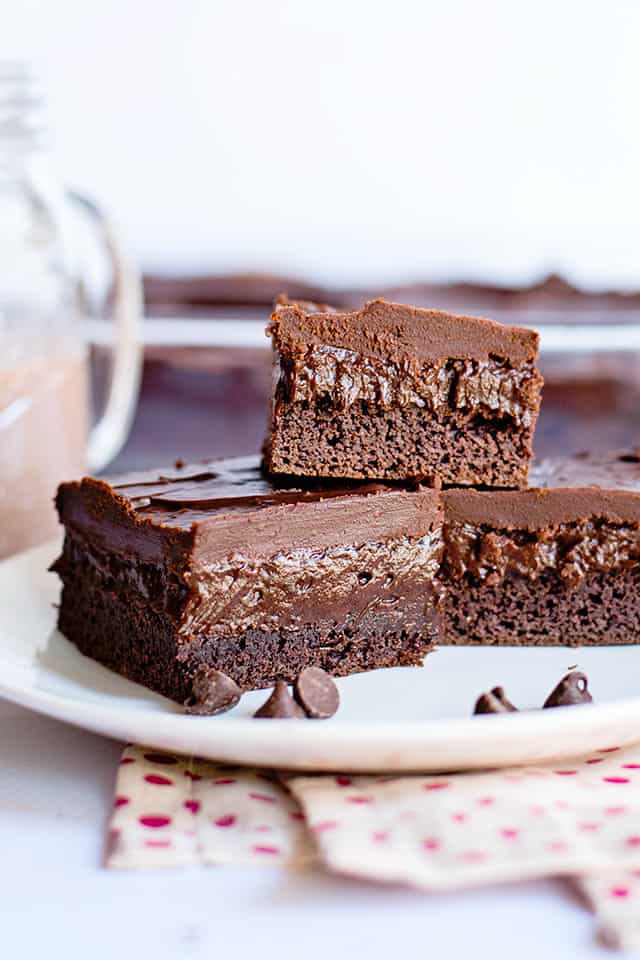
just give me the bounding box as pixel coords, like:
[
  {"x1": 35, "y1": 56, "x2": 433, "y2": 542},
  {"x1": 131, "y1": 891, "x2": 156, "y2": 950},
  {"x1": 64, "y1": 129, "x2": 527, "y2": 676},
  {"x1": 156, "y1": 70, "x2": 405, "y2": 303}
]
[
  {"x1": 473, "y1": 686, "x2": 518, "y2": 715},
  {"x1": 543, "y1": 671, "x2": 593, "y2": 708},
  {"x1": 183, "y1": 665, "x2": 242, "y2": 716},
  {"x1": 254, "y1": 680, "x2": 306, "y2": 718},
  {"x1": 294, "y1": 667, "x2": 340, "y2": 719}
]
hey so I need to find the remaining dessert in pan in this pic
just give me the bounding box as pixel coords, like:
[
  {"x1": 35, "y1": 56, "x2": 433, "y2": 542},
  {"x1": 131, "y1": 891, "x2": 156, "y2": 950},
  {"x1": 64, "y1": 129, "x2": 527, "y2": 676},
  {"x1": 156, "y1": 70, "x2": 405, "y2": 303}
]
[
  {"x1": 264, "y1": 296, "x2": 543, "y2": 488},
  {"x1": 53, "y1": 456, "x2": 443, "y2": 702},
  {"x1": 441, "y1": 449, "x2": 640, "y2": 647}
]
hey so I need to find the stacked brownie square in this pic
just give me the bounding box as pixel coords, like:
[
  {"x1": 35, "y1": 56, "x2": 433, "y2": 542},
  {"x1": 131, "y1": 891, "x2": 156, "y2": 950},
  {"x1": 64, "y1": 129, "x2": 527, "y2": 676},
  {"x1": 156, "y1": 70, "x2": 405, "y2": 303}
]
[
  {"x1": 264, "y1": 296, "x2": 542, "y2": 487},
  {"x1": 53, "y1": 296, "x2": 640, "y2": 703}
]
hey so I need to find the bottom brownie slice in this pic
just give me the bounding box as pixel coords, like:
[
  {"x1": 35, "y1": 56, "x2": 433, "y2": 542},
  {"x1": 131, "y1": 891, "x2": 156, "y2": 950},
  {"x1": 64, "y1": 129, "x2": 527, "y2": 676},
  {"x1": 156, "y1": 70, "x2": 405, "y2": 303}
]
[
  {"x1": 53, "y1": 456, "x2": 443, "y2": 701},
  {"x1": 441, "y1": 450, "x2": 640, "y2": 646}
]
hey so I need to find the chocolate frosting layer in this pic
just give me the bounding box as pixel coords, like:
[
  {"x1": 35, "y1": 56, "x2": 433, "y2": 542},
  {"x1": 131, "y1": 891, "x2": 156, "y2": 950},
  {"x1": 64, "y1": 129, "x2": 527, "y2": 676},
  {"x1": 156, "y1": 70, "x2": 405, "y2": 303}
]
[
  {"x1": 58, "y1": 456, "x2": 442, "y2": 564},
  {"x1": 443, "y1": 450, "x2": 640, "y2": 530},
  {"x1": 268, "y1": 298, "x2": 540, "y2": 366}
]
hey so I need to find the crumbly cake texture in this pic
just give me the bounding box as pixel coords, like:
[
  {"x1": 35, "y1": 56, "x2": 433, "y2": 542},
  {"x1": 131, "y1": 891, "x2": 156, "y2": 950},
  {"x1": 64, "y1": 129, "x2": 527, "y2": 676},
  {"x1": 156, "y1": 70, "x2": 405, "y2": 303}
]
[
  {"x1": 441, "y1": 449, "x2": 640, "y2": 646},
  {"x1": 53, "y1": 457, "x2": 443, "y2": 701},
  {"x1": 264, "y1": 297, "x2": 543, "y2": 487}
]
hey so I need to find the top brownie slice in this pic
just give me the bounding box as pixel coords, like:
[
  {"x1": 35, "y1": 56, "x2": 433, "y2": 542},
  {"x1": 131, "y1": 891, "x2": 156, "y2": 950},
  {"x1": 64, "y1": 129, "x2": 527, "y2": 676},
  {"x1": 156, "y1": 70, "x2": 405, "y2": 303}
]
[{"x1": 264, "y1": 297, "x2": 542, "y2": 487}]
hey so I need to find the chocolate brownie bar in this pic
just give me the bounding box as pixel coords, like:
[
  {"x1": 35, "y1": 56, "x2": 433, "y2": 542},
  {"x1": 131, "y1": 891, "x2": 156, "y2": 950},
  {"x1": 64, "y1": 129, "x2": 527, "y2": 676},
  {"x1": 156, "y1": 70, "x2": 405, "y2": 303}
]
[
  {"x1": 441, "y1": 449, "x2": 640, "y2": 646},
  {"x1": 53, "y1": 457, "x2": 443, "y2": 702},
  {"x1": 264, "y1": 297, "x2": 543, "y2": 487}
]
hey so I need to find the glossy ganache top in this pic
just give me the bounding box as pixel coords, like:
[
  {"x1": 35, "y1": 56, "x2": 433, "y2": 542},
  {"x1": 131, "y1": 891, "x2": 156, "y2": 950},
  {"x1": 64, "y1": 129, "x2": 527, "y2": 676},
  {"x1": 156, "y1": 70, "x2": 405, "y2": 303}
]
[
  {"x1": 56, "y1": 456, "x2": 442, "y2": 563},
  {"x1": 109, "y1": 456, "x2": 390, "y2": 522}
]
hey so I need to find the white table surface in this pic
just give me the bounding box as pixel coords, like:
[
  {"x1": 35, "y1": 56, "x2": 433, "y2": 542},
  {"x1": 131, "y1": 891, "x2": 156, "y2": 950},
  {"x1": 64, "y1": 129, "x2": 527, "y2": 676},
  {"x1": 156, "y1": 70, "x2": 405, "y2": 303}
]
[{"x1": 0, "y1": 700, "x2": 619, "y2": 959}]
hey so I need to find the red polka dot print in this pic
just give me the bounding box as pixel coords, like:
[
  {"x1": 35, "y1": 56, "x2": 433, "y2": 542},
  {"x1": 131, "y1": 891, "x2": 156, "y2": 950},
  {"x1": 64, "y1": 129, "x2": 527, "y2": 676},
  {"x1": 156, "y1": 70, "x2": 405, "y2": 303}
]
[
  {"x1": 110, "y1": 739, "x2": 640, "y2": 903},
  {"x1": 500, "y1": 828, "x2": 519, "y2": 840},
  {"x1": 312, "y1": 820, "x2": 338, "y2": 832},
  {"x1": 139, "y1": 815, "x2": 172, "y2": 829},
  {"x1": 144, "y1": 774, "x2": 174, "y2": 787},
  {"x1": 214, "y1": 815, "x2": 237, "y2": 828},
  {"x1": 610, "y1": 886, "x2": 630, "y2": 898}
]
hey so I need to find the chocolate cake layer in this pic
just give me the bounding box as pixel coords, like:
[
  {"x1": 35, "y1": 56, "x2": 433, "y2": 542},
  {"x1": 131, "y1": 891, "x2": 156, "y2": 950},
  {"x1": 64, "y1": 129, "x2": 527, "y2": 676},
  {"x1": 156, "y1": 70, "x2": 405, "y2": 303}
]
[
  {"x1": 53, "y1": 457, "x2": 443, "y2": 701},
  {"x1": 264, "y1": 298, "x2": 543, "y2": 486},
  {"x1": 441, "y1": 449, "x2": 640, "y2": 646}
]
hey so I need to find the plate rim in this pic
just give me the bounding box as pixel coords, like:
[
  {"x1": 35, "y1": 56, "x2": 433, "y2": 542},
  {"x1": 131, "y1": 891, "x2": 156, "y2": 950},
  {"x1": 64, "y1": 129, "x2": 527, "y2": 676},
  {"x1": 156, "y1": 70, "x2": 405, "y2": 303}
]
[{"x1": 2, "y1": 541, "x2": 640, "y2": 772}]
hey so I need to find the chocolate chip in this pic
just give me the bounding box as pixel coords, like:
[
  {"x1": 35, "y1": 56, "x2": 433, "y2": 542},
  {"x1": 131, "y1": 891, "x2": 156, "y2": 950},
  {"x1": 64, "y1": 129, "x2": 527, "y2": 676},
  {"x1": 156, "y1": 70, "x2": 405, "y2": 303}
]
[
  {"x1": 183, "y1": 666, "x2": 242, "y2": 716},
  {"x1": 254, "y1": 680, "x2": 306, "y2": 718},
  {"x1": 474, "y1": 686, "x2": 518, "y2": 715},
  {"x1": 543, "y1": 671, "x2": 593, "y2": 708},
  {"x1": 294, "y1": 667, "x2": 340, "y2": 719}
]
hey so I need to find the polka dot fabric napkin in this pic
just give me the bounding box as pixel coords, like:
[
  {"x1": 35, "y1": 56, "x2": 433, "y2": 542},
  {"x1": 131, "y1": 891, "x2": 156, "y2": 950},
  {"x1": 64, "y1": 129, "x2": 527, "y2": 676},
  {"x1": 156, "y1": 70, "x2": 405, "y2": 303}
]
[
  {"x1": 108, "y1": 743, "x2": 640, "y2": 950},
  {"x1": 107, "y1": 745, "x2": 314, "y2": 869}
]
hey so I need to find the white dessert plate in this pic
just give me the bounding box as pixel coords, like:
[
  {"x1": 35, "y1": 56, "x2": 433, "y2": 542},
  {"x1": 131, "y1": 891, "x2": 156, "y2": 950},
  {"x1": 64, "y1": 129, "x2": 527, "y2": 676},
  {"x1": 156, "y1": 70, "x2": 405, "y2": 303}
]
[{"x1": 2, "y1": 541, "x2": 640, "y2": 772}]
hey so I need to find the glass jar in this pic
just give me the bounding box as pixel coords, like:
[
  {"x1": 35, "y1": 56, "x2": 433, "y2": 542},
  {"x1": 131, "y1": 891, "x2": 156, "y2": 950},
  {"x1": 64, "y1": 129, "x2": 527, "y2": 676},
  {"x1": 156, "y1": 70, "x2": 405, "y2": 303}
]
[{"x1": 0, "y1": 62, "x2": 142, "y2": 558}]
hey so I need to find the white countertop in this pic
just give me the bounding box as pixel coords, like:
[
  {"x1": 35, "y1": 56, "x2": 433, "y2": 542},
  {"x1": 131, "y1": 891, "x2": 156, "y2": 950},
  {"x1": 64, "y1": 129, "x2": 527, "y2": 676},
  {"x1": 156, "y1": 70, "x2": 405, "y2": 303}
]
[{"x1": 0, "y1": 700, "x2": 614, "y2": 960}]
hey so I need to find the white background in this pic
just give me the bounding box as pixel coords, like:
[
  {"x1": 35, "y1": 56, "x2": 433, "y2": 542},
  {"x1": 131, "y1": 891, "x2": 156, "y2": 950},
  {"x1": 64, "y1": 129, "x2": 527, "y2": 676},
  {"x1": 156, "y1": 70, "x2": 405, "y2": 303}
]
[{"x1": 3, "y1": 0, "x2": 640, "y2": 287}]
